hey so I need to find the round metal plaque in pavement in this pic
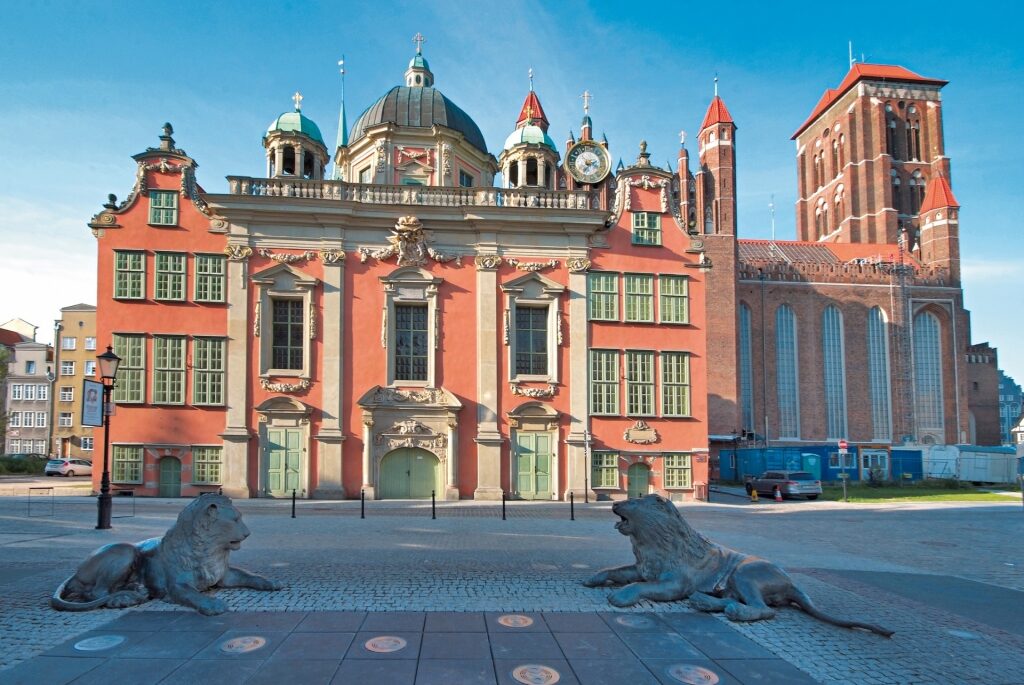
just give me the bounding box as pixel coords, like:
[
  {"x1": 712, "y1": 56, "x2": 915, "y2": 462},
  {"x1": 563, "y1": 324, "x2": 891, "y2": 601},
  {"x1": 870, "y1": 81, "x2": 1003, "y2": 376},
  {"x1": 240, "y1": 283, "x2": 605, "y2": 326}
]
[
  {"x1": 614, "y1": 615, "x2": 654, "y2": 628},
  {"x1": 666, "y1": 663, "x2": 720, "y2": 684},
  {"x1": 497, "y1": 614, "x2": 535, "y2": 628},
  {"x1": 365, "y1": 636, "x2": 408, "y2": 653},
  {"x1": 74, "y1": 635, "x2": 125, "y2": 652},
  {"x1": 220, "y1": 636, "x2": 267, "y2": 654},
  {"x1": 511, "y1": 664, "x2": 561, "y2": 684}
]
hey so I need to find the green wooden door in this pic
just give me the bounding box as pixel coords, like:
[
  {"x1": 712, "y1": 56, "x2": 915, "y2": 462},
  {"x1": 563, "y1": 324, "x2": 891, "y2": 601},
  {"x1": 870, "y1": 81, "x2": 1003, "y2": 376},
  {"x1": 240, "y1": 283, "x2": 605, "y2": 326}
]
[
  {"x1": 158, "y1": 457, "x2": 181, "y2": 498},
  {"x1": 515, "y1": 432, "x2": 552, "y2": 500},
  {"x1": 379, "y1": 448, "x2": 438, "y2": 499},
  {"x1": 627, "y1": 463, "x2": 650, "y2": 499},
  {"x1": 267, "y1": 428, "x2": 302, "y2": 497}
]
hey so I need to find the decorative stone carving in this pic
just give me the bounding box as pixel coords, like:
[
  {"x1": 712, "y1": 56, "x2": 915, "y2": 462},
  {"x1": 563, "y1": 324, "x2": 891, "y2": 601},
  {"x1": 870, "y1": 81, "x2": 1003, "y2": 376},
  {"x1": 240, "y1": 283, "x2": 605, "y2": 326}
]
[
  {"x1": 224, "y1": 245, "x2": 253, "y2": 261},
  {"x1": 509, "y1": 383, "x2": 556, "y2": 398},
  {"x1": 623, "y1": 420, "x2": 659, "y2": 444},
  {"x1": 258, "y1": 248, "x2": 316, "y2": 264},
  {"x1": 308, "y1": 301, "x2": 317, "y2": 340},
  {"x1": 566, "y1": 257, "x2": 591, "y2": 273},
  {"x1": 358, "y1": 216, "x2": 460, "y2": 267},
  {"x1": 474, "y1": 254, "x2": 503, "y2": 271},
  {"x1": 583, "y1": 494, "x2": 893, "y2": 637},
  {"x1": 209, "y1": 218, "x2": 229, "y2": 232},
  {"x1": 625, "y1": 175, "x2": 669, "y2": 213},
  {"x1": 556, "y1": 315, "x2": 564, "y2": 345},
  {"x1": 375, "y1": 139, "x2": 388, "y2": 172},
  {"x1": 253, "y1": 301, "x2": 261, "y2": 338},
  {"x1": 52, "y1": 495, "x2": 281, "y2": 615},
  {"x1": 442, "y1": 143, "x2": 452, "y2": 178},
  {"x1": 503, "y1": 310, "x2": 510, "y2": 345},
  {"x1": 506, "y1": 258, "x2": 558, "y2": 272},
  {"x1": 427, "y1": 247, "x2": 461, "y2": 264},
  {"x1": 371, "y1": 387, "x2": 445, "y2": 404},
  {"x1": 259, "y1": 377, "x2": 311, "y2": 393},
  {"x1": 319, "y1": 249, "x2": 345, "y2": 264},
  {"x1": 380, "y1": 306, "x2": 387, "y2": 348}
]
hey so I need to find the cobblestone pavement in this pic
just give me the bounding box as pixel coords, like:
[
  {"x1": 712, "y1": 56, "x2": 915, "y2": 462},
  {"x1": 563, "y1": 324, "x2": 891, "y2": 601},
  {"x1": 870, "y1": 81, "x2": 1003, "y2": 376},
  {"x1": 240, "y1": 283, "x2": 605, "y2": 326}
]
[{"x1": 0, "y1": 496, "x2": 1022, "y2": 684}]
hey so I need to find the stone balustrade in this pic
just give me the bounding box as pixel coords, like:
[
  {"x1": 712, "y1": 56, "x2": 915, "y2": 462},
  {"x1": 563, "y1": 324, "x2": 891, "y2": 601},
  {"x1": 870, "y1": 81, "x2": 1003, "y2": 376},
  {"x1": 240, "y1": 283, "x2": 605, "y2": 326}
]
[{"x1": 226, "y1": 177, "x2": 601, "y2": 211}]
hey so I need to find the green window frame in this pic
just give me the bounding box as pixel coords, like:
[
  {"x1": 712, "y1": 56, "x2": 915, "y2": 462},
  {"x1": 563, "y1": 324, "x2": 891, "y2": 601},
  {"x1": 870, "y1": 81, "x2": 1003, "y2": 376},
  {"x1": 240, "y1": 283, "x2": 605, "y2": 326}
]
[
  {"x1": 592, "y1": 452, "x2": 619, "y2": 488},
  {"x1": 394, "y1": 303, "x2": 429, "y2": 381},
  {"x1": 153, "y1": 336, "x2": 185, "y2": 404},
  {"x1": 154, "y1": 252, "x2": 186, "y2": 301},
  {"x1": 272, "y1": 299, "x2": 304, "y2": 370},
  {"x1": 589, "y1": 349, "x2": 619, "y2": 415},
  {"x1": 587, "y1": 272, "x2": 619, "y2": 321},
  {"x1": 149, "y1": 190, "x2": 179, "y2": 225},
  {"x1": 112, "y1": 334, "x2": 145, "y2": 403},
  {"x1": 192, "y1": 446, "x2": 222, "y2": 484},
  {"x1": 514, "y1": 306, "x2": 548, "y2": 377},
  {"x1": 193, "y1": 337, "x2": 225, "y2": 406},
  {"x1": 114, "y1": 251, "x2": 145, "y2": 299},
  {"x1": 195, "y1": 254, "x2": 226, "y2": 303},
  {"x1": 659, "y1": 275, "x2": 690, "y2": 324},
  {"x1": 664, "y1": 453, "x2": 693, "y2": 488},
  {"x1": 624, "y1": 274, "x2": 654, "y2": 322},
  {"x1": 661, "y1": 352, "x2": 691, "y2": 417},
  {"x1": 626, "y1": 350, "x2": 655, "y2": 416},
  {"x1": 112, "y1": 445, "x2": 143, "y2": 483},
  {"x1": 631, "y1": 212, "x2": 662, "y2": 245}
]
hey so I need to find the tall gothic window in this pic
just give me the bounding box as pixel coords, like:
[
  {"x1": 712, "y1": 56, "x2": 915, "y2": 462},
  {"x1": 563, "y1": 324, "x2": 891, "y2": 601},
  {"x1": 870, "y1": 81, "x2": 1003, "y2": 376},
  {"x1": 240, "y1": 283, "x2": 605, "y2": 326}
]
[
  {"x1": 831, "y1": 140, "x2": 839, "y2": 177},
  {"x1": 909, "y1": 171, "x2": 927, "y2": 214},
  {"x1": 838, "y1": 134, "x2": 846, "y2": 168},
  {"x1": 886, "y1": 107, "x2": 899, "y2": 158},
  {"x1": 891, "y1": 171, "x2": 902, "y2": 214},
  {"x1": 739, "y1": 303, "x2": 754, "y2": 433},
  {"x1": 821, "y1": 306, "x2": 847, "y2": 440},
  {"x1": 913, "y1": 311, "x2": 945, "y2": 440},
  {"x1": 813, "y1": 152, "x2": 822, "y2": 189},
  {"x1": 775, "y1": 304, "x2": 800, "y2": 439},
  {"x1": 906, "y1": 110, "x2": 922, "y2": 161},
  {"x1": 867, "y1": 307, "x2": 892, "y2": 441}
]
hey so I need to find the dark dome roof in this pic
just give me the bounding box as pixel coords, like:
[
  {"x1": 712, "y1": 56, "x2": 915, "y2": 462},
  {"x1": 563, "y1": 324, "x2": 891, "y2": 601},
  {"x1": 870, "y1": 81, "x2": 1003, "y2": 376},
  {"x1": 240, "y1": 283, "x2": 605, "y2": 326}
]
[{"x1": 350, "y1": 86, "x2": 488, "y2": 154}]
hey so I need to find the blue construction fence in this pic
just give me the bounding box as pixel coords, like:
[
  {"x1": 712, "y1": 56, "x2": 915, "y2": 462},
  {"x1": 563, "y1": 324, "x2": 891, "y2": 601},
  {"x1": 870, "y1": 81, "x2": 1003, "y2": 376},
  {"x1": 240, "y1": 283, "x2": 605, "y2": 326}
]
[{"x1": 716, "y1": 445, "x2": 924, "y2": 483}]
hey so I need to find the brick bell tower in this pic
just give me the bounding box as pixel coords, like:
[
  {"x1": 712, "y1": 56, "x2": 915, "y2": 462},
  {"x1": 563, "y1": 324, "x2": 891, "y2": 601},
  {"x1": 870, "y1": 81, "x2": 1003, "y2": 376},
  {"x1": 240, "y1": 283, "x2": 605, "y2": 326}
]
[
  {"x1": 917, "y1": 175, "x2": 961, "y2": 284},
  {"x1": 695, "y1": 83, "x2": 737, "y2": 237}
]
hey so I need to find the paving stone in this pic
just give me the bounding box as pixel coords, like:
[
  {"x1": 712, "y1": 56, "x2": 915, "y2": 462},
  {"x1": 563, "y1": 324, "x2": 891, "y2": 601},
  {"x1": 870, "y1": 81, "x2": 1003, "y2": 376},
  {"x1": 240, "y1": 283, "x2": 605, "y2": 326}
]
[
  {"x1": 361, "y1": 611, "x2": 425, "y2": 632},
  {"x1": 100, "y1": 611, "x2": 185, "y2": 632},
  {"x1": 272, "y1": 631, "x2": 355, "y2": 660},
  {"x1": 415, "y1": 658, "x2": 497, "y2": 684},
  {"x1": 420, "y1": 632, "x2": 491, "y2": 659},
  {"x1": 332, "y1": 658, "x2": 417, "y2": 684},
  {"x1": 247, "y1": 657, "x2": 341, "y2": 685},
  {"x1": 62, "y1": 657, "x2": 185, "y2": 685},
  {"x1": 345, "y1": 632, "x2": 422, "y2": 660},
  {"x1": 295, "y1": 611, "x2": 367, "y2": 632},
  {"x1": 43, "y1": 630, "x2": 153, "y2": 658},
  {"x1": 716, "y1": 658, "x2": 822, "y2": 684},
  {"x1": 542, "y1": 613, "x2": 612, "y2": 633},
  {"x1": 643, "y1": 658, "x2": 742, "y2": 685},
  {"x1": 0, "y1": 656, "x2": 104, "y2": 685},
  {"x1": 600, "y1": 612, "x2": 672, "y2": 633},
  {"x1": 191, "y1": 630, "x2": 289, "y2": 660},
  {"x1": 489, "y1": 632, "x2": 564, "y2": 660},
  {"x1": 156, "y1": 657, "x2": 264, "y2": 685},
  {"x1": 618, "y1": 631, "x2": 705, "y2": 660},
  {"x1": 555, "y1": 631, "x2": 635, "y2": 660},
  {"x1": 683, "y1": 628, "x2": 777, "y2": 660},
  {"x1": 495, "y1": 659, "x2": 581, "y2": 685},
  {"x1": 567, "y1": 656, "x2": 661, "y2": 685},
  {"x1": 119, "y1": 630, "x2": 223, "y2": 659},
  {"x1": 486, "y1": 612, "x2": 550, "y2": 632},
  {"x1": 425, "y1": 611, "x2": 487, "y2": 632}
]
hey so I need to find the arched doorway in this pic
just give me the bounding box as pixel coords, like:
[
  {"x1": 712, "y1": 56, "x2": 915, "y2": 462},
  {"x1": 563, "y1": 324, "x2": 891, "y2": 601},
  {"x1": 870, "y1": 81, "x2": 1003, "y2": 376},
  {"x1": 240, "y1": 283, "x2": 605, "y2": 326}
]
[
  {"x1": 158, "y1": 457, "x2": 181, "y2": 498},
  {"x1": 379, "y1": 448, "x2": 440, "y2": 499},
  {"x1": 627, "y1": 463, "x2": 650, "y2": 499}
]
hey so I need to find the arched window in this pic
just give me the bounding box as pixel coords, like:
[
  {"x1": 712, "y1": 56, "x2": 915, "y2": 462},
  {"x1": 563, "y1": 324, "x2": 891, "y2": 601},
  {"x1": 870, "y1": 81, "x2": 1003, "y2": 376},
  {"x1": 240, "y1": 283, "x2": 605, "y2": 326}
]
[
  {"x1": 813, "y1": 153, "x2": 821, "y2": 188},
  {"x1": 867, "y1": 307, "x2": 892, "y2": 441},
  {"x1": 913, "y1": 311, "x2": 945, "y2": 440},
  {"x1": 890, "y1": 171, "x2": 902, "y2": 214},
  {"x1": 886, "y1": 114, "x2": 899, "y2": 159},
  {"x1": 838, "y1": 134, "x2": 846, "y2": 168},
  {"x1": 739, "y1": 303, "x2": 754, "y2": 432},
  {"x1": 821, "y1": 203, "x2": 829, "y2": 235},
  {"x1": 799, "y1": 153, "x2": 807, "y2": 193},
  {"x1": 831, "y1": 140, "x2": 839, "y2": 177},
  {"x1": 909, "y1": 171, "x2": 926, "y2": 214},
  {"x1": 906, "y1": 117, "x2": 921, "y2": 161},
  {"x1": 822, "y1": 306, "x2": 847, "y2": 440},
  {"x1": 814, "y1": 210, "x2": 822, "y2": 237},
  {"x1": 834, "y1": 190, "x2": 844, "y2": 229},
  {"x1": 775, "y1": 304, "x2": 800, "y2": 439}
]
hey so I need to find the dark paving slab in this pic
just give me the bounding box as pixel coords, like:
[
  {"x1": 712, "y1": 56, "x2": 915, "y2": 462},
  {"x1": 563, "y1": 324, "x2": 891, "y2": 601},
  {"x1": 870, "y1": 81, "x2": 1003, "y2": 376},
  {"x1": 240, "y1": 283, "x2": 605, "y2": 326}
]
[
  {"x1": 489, "y1": 632, "x2": 564, "y2": 660},
  {"x1": 657, "y1": 611, "x2": 736, "y2": 633},
  {"x1": 716, "y1": 658, "x2": 822, "y2": 684},
  {"x1": 420, "y1": 631, "x2": 491, "y2": 659},
  {"x1": 424, "y1": 611, "x2": 486, "y2": 632},
  {"x1": 361, "y1": 611, "x2": 425, "y2": 632},
  {"x1": 0, "y1": 655, "x2": 104, "y2": 685},
  {"x1": 247, "y1": 656, "x2": 341, "y2": 685},
  {"x1": 191, "y1": 630, "x2": 288, "y2": 660},
  {"x1": 43, "y1": 630, "x2": 154, "y2": 658},
  {"x1": 120, "y1": 630, "x2": 223, "y2": 659},
  {"x1": 416, "y1": 658, "x2": 497, "y2": 684},
  {"x1": 485, "y1": 611, "x2": 550, "y2": 632},
  {"x1": 273, "y1": 631, "x2": 354, "y2": 660},
  {"x1": 599, "y1": 611, "x2": 671, "y2": 633},
  {"x1": 643, "y1": 658, "x2": 742, "y2": 685},
  {"x1": 332, "y1": 658, "x2": 417, "y2": 684},
  {"x1": 100, "y1": 610, "x2": 186, "y2": 632},
  {"x1": 542, "y1": 612, "x2": 611, "y2": 633},
  {"x1": 567, "y1": 656, "x2": 661, "y2": 685},
  {"x1": 617, "y1": 631, "x2": 705, "y2": 660},
  {"x1": 554, "y1": 631, "x2": 635, "y2": 659},
  {"x1": 295, "y1": 611, "x2": 367, "y2": 632},
  {"x1": 828, "y1": 569, "x2": 1024, "y2": 636},
  {"x1": 345, "y1": 631, "x2": 422, "y2": 659},
  {"x1": 63, "y1": 657, "x2": 185, "y2": 685},
  {"x1": 495, "y1": 659, "x2": 581, "y2": 685},
  {"x1": 682, "y1": 628, "x2": 777, "y2": 659},
  {"x1": 157, "y1": 658, "x2": 264, "y2": 685}
]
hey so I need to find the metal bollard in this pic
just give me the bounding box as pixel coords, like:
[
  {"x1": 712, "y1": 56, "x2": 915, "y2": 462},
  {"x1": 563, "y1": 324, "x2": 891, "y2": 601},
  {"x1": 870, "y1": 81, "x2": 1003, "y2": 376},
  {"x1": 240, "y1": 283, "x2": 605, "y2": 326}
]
[
  {"x1": 502, "y1": 491, "x2": 506, "y2": 520},
  {"x1": 431, "y1": 490, "x2": 436, "y2": 519},
  {"x1": 360, "y1": 488, "x2": 365, "y2": 519},
  {"x1": 584, "y1": 476, "x2": 588, "y2": 504},
  {"x1": 570, "y1": 491, "x2": 575, "y2": 521},
  {"x1": 291, "y1": 489, "x2": 296, "y2": 518}
]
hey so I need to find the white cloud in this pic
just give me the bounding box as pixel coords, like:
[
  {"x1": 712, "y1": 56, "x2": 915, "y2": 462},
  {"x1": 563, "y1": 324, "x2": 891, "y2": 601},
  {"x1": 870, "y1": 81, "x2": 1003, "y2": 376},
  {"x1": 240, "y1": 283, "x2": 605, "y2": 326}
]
[{"x1": 961, "y1": 260, "x2": 1024, "y2": 284}]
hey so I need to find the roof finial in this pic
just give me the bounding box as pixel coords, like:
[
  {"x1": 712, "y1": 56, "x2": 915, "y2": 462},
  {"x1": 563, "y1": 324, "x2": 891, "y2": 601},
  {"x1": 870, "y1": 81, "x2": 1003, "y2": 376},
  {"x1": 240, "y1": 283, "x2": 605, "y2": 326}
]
[
  {"x1": 713, "y1": 74, "x2": 719, "y2": 97},
  {"x1": 293, "y1": 91, "x2": 303, "y2": 111},
  {"x1": 413, "y1": 32, "x2": 426, "y2": 55},
  {"x1": 679, "y1": 130, "x2": 686, "y2": 146},
  {"x1": 848, "y1": 40, "x2": 855, "y2": 68},
  {"x1": 339, "y1": 56, "x2": 346, "y2": 79},
  {"x1": 581, "y1": 89, "x2": 592, "y2": 115},
  {"x1": 528, "y1": 67, "x2": 534, "y2": 92}
]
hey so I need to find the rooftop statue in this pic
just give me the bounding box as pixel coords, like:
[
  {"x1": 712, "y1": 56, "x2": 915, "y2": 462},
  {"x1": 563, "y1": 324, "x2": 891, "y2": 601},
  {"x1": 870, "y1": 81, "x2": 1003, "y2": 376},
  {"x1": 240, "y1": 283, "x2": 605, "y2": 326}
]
[
  {"x1": 52, "y1": 495, "x2": 281, "y2": 615},
  {"x1": 584, "y1": 494, "x2": 893, "y2": 637}
]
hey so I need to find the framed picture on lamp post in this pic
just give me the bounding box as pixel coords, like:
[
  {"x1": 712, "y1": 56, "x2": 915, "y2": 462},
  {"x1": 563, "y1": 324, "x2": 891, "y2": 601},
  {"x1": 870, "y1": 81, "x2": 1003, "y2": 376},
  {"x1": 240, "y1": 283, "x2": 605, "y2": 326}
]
[{"x1": 82, "y1": 379, "x2": 104, "y2": 427}]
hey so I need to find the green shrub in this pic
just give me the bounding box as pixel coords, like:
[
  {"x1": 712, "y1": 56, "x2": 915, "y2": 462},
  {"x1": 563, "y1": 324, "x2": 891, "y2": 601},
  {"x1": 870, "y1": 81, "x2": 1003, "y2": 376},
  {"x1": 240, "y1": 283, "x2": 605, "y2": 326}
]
[{"x1": 0, "y1": 457, "x2": 47, "y2": 475}]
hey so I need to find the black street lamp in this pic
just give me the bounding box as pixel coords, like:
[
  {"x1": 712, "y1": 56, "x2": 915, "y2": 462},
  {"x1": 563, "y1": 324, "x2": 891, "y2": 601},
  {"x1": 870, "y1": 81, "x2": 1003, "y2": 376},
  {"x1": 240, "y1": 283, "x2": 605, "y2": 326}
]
[{"x1": 96, "y1": 345, "x2": 121, "y2": 530}]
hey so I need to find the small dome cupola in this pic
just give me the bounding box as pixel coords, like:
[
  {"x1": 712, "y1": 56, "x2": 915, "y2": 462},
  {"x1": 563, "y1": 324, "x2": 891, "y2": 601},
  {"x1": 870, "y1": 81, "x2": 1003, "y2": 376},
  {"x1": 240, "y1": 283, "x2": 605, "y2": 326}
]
[
  {"x1": 405, "y1": 33, "x2": 434, "y2": 87},
  {"x1": 498, "y1": 70, "x2": 560, "y2": 189},
  {"x1": 264, "y1": 92, "x2": 330, "y2": 180}
]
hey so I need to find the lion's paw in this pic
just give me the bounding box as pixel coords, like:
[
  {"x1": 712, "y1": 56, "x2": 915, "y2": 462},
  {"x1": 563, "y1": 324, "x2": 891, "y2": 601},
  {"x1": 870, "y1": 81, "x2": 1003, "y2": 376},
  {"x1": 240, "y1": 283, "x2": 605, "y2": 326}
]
[
  {"x1": 583, "y1": 574, "x2": 607, "y2": 588},
  {"x1": 608, "y1": 589, "x2": 640, "y2": 607},
  {"x1": 197, "y1": 597, "x2": 228, "y2": 616}
]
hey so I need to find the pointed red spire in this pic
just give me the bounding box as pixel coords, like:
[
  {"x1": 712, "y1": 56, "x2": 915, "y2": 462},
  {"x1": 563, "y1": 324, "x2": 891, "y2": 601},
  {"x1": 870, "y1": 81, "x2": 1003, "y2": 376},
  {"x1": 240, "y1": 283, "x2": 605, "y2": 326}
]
[
  {"x1": 700, "y1": 96, "x2": 734, "y2": 131},
  {"x1": 516, "y1": 91, "x2": 549, "y2": 132},
  {"x1": 919, "y1": 176, "x2": 960, "y2": 214}
]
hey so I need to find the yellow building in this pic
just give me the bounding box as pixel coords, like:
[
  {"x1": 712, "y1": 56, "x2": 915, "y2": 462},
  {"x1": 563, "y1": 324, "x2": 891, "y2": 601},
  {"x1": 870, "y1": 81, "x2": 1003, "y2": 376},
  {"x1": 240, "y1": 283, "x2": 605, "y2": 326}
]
[{"x1": 52, "y1": 304, "x2": 96, "y2": 460}]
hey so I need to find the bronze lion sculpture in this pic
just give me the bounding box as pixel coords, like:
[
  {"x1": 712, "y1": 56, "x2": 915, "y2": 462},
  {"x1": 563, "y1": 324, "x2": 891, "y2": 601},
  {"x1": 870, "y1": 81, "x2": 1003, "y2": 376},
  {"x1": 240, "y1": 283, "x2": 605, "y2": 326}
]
[
  {"x1": 52, "y1": 494, "x2": 281, "y2": 615},
  {"x1": 584, "y1": 494, "x2": 893, "y2": 637}
]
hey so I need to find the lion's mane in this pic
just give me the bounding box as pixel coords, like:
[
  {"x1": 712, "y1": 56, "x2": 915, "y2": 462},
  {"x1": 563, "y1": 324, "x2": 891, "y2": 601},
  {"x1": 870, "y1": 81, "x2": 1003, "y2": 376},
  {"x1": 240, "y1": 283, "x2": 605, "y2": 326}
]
[
  {"x1": 621, "y1": 496, "x2": 713, "y2": 580},
  {"x1": 158, "y1": 494, "x2": 236, "y2": 589}
]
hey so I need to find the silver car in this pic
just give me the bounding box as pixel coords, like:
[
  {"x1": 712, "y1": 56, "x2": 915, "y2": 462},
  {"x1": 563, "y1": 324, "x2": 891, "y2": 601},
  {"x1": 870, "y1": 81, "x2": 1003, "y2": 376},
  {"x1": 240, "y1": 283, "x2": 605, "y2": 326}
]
[
  {"x1": 44, "y1": 458, "x2": 93, "y2": 477},
  {"x1": 745, "y1": 470, "x2": 822, "y2": 500}
]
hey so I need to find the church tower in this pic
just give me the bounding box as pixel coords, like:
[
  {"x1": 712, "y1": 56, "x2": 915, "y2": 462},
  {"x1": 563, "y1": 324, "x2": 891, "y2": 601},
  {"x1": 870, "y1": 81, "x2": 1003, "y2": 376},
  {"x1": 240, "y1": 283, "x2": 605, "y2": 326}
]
[
  {"x1": 264, "y1": 93, "x2": 329, "y2": 180},
  {"x1": 917, "y1": 175, "x2": 961, "y2": 283},
  {"x1": 498, "y1": 74, "x2": 559, "y2": 189},
  {"x1": 695, "y1": 89, "x2": 737, "y2": 236}
]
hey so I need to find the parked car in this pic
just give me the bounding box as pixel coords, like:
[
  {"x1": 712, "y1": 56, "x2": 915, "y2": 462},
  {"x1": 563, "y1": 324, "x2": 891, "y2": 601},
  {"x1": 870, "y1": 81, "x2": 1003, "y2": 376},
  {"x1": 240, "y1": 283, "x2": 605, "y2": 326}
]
[
  {"x1": 44, "y1": 458, "x2": 93, "y2": 477},
  {"x1": 745, "y1": 471, "x2": 822, "y2": 500}
]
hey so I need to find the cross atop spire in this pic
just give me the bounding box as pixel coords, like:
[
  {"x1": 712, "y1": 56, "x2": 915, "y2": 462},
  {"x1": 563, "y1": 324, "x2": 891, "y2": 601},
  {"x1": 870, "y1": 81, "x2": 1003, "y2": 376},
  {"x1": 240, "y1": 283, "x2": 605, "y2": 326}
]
[
  {"x1": 413, "y1": 32, "x2": 426, "y2": 54},
  {"x1": 338, "y1": 57, "x2": 345, "y2": 78},
  {"x1": 581, "y1": 90, "x2": 592, "y2": 114},
  {"x1": 293, "y1": 91, "x2": 303, "y2": 111},
  {"x1": 528, "y1": 68, "x2": 534, "y2": 92},
  {"x1": 714, "y1": 75, "x2": 719, "y2": 97}
]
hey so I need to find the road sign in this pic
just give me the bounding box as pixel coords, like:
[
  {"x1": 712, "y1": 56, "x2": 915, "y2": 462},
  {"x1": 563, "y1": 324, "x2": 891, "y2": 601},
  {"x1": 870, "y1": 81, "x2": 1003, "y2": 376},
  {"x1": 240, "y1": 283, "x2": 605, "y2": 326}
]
[{"x1": 838, "y1": 439, "x2": 848, "y2": 450}]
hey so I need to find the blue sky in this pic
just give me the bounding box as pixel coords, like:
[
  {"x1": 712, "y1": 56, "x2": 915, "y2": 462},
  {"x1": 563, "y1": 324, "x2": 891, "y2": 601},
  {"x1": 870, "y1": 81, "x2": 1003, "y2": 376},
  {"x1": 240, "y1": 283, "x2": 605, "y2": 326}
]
[{"x1": 1, "y1": 1, "x2": 1021, "y2": 382}]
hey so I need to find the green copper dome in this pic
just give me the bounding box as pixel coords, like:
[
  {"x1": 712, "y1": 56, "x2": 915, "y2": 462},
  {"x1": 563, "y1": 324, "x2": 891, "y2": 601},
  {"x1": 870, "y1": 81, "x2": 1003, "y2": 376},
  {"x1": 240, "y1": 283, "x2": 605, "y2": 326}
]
[
  {"x1": 267, "y1": 111, "x2": 325, "y2": 146},
  {"x1": 503, "y1": 124, "x2": 557, "y2": 152},
  {"x1": 409, "y1": 54, "x2": 430, "y2": 71}
]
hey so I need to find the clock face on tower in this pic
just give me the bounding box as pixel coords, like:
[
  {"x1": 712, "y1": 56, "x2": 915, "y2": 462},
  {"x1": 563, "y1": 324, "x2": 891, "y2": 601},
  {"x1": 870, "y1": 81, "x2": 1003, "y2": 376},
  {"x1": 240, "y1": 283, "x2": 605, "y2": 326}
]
[{"x1": 565, "y1": 141, "x2": 611, "y2": 184}]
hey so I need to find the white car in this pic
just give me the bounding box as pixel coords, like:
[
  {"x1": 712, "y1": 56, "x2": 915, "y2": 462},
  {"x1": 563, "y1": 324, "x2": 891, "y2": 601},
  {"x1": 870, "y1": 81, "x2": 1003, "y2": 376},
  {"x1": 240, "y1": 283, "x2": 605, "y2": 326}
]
[{"x1": 45, "y1": 458, "x2": 93, "y2": 477}]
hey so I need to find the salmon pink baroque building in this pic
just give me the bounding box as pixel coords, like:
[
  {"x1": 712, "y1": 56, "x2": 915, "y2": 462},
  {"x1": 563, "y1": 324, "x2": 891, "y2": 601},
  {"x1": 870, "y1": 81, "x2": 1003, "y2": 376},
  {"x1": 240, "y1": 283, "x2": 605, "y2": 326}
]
[{"x1": 88, "y1": 46, "x2": 712, "y2": 501}]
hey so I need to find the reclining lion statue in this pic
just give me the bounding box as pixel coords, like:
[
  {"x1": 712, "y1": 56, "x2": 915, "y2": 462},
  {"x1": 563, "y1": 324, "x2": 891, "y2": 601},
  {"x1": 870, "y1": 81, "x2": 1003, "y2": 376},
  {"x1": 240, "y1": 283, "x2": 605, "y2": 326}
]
[
  {"x1": 52, "y1": 494, "x2": 281, "y2": 615},
  {"x1": 584, "y1": 494, "x2": 893, "y2": 637}
]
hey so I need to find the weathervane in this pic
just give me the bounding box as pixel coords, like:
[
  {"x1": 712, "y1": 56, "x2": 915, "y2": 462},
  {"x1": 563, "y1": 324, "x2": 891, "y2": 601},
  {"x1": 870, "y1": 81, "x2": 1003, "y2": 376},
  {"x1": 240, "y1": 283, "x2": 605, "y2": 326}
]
[
  {"x1": 581, "y1": 90, "x2": 592, "y2": 115},
  {"x1": 713, "y1": 75, "x2": 719, "y2": 97},
  {"x1": 413, "y1": 32, "x2": 426, "y2": 54},
  {"x1": 528, "y1": 67, "x2": 534, "y2": 92},
  {"x1": 293, "y1": 91, "x2": 303, "y2": 111}
]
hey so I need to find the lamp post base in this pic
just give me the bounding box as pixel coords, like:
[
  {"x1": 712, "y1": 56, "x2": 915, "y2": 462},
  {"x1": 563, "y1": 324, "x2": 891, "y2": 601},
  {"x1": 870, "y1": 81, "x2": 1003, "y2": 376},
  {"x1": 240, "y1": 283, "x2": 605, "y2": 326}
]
[{"x1": 96, "y1": 492, "x2": 112, "y2": 530}]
